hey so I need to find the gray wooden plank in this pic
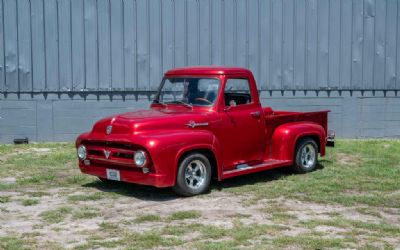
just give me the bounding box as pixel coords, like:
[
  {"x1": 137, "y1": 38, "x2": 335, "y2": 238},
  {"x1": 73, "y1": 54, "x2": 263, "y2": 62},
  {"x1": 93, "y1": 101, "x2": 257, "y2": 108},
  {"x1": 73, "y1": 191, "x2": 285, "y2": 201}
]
[
  {"x1": 362, "y1": 0, "x2": 375, "y2": 89},
  {"x1": 97, "y1": 0, "x2": 111, "y2": 90},
  {"x1": 305, "y1": 0, "x2": 317, "y2": 89},
  {"x1": 31, "y1": 0, "x2": 46, "y2": 91},
  {"x1": 282, "y1": 0, "x2": 294, "y2": 89},
  {"x1": 44, "y1": 0, "x2": 59, "y2": 91},
  {"x1": 339, "y1": 0, "x2": 352, "y2": 89},
  {"x1": 187, "y1": 0, "x2": 199, "y2": 66},
  {"x1": 328, "y1": 0, "x2": 340, "y2": 88},
  {"x1": 71, "y1": 0, "x2": 85, "y2": 90},
  {"x1": 385, "y1": 0, "x2": 397, "y2": 89},
  {"x1": 223, "y1": 0, "x2": 235, "y2": 66},
  {"x1": 58, "y1": 0, "x2": 72, "y2": 91},
  {"x1": 248, "y1": 0, "x2": 260, "y2": 86},
  {"x1": 211, "y1": 0, "x2": 222, "y2": 65},
  {"x1": 174, "y1": 0, "x2": 185, "y2": 67},
  {"x1": 398, "y1": 0, "x2": 400, "y2": 90},
  {"x1": 351, "y1": 0, "x2": 363, "y2": 89},
  {"x1": 373, "y1": 0, "x2": 386, "y2": 89},
  {"x1": 199, "y1": 0, "x2": 211, "y2": 65},
  {"x1": 259, "y1": 0, "x2": 271, "y2": 90},
  {"x1": 293, "y1": 0, "x2": 305, "y2": 89},
  {"x1": 270, "y1": 0, "x2": 283, "y2": 89},
  {"x1": 123, "y1": 0, "x2": 136, "y2": 90},
  {"x1": 110, "y1": 0, "x2": 124, "y2": 90},
  {"x1": 317, "y1": 0, "x2": 329, "y2": 88},
  {"x1": 0, "y1": 0, "x2": 3, "y2": 91},
  {"x1": 17, "y1": 0, "x2": 32, "y2": 92},
  {"x1": 84, "y1": 0, "x2": 98, "y2": 90},
  {"x1": 149, "y1": 0, "x2": 162, "y2": 90},
  {"x1": 3, "y1": 0, "x2": 18, "y2": 91},
  {"x1": 136, "y1": 0, "x2": 149, "y2": 90},
  {"x1": 236, "y1": 0, "x2": 247, "y2": 68},
  {"x1": 162, "y1": 0, "x2": 174, "y2": 72}
]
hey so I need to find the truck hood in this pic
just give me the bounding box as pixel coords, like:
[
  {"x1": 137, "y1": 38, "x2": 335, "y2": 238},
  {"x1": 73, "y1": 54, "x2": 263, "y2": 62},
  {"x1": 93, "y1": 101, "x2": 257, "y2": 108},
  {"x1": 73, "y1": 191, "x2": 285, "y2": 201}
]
[{"x1": 91, "y1": 108, "x2": 209, "y2": 135}]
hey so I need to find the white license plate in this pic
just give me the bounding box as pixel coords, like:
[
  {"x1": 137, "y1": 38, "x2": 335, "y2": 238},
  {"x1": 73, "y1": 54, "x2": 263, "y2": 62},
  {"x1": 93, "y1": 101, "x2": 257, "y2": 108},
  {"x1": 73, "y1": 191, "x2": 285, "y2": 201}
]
[{"x1": 106, "y1": 169, "x2": 120, "y2": 181}]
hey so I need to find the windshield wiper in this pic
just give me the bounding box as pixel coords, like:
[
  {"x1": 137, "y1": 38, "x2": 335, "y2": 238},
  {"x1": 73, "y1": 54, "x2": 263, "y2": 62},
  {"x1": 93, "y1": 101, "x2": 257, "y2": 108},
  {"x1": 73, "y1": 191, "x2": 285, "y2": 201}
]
[{"x1": 166, "y1": 100, "x2": 193, "y2": 109}]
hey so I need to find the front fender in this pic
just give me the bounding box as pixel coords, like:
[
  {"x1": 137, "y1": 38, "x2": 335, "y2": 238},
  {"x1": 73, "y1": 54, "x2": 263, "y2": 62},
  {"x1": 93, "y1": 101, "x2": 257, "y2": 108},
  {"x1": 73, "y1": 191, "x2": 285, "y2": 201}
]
[
  {"x1": 142, "y1": 130, "x2": 222, "y2": 186},
  {"x1": 271, "y1": 122, "x2": 326, "y2": 162}
]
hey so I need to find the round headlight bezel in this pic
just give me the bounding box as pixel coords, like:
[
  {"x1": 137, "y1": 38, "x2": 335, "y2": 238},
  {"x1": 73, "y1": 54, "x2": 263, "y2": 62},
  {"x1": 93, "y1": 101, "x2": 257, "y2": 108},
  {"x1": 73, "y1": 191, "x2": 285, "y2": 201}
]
[
  {"x1": 77, "y1": 145, "x2": 87, "y2": 160},
  {"x1": 134, "y1": 150, "x2": 147, "y2": 167}
]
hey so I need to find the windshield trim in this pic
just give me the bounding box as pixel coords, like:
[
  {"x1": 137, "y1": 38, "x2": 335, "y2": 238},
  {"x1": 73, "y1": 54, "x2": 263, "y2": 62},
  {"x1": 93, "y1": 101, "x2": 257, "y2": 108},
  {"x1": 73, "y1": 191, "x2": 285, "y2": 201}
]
[{"x1": 154, "y1": 76, "x2": 221, "y2": 107}]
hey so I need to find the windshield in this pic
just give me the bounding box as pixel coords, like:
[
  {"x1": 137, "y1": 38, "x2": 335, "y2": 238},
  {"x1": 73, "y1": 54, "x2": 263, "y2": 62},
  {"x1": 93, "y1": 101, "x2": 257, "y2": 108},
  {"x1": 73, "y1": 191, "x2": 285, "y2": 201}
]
[{"x1": 155, "y1": 77, "x2": 220, "y2": 106}]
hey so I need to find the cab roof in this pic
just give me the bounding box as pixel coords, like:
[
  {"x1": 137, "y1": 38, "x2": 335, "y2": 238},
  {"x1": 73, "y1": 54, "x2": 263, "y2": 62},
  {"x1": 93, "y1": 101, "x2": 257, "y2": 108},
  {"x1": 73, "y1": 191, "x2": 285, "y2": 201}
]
[{"x1": 164, "y1": 66, "x2": 252, "y2": 76}]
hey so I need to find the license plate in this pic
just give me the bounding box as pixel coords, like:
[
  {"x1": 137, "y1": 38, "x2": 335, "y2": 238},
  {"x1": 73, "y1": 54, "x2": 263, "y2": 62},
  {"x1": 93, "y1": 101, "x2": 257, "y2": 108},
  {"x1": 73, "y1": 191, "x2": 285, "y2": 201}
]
[{"x1": 106, "y1": 169, "x2": 120, "y2": 181}]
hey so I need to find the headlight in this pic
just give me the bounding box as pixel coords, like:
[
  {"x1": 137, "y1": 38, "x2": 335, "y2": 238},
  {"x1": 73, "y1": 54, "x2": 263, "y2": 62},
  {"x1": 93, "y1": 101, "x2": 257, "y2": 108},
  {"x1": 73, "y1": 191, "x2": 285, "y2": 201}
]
[
  {"x1": 134, "y1": 150, "x2": 147, "y2": 167},
  {"x1": 77, "y1": 145, "x2": 87, "y2": 160}
]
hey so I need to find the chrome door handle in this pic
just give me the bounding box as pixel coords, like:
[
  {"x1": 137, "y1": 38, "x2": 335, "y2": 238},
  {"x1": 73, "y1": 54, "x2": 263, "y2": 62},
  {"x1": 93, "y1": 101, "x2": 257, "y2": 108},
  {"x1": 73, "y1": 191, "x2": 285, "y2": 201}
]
[{"x1": 250, "y1": 111, "x2": 261, "y2": 119}]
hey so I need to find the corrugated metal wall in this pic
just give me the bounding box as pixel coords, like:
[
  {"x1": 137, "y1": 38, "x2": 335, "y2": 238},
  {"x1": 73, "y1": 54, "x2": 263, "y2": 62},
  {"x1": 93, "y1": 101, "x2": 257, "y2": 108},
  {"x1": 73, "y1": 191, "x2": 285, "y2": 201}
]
[{"x1": 1, "y1": 0, "x2": 400, "y2": 94}]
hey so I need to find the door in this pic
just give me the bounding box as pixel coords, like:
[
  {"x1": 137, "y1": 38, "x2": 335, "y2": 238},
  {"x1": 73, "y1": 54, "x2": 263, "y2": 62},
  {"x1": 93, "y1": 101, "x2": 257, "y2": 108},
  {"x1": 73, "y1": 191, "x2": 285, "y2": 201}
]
[{"x1": 219, "y1": 78, "x2": 265, "y2": 168}]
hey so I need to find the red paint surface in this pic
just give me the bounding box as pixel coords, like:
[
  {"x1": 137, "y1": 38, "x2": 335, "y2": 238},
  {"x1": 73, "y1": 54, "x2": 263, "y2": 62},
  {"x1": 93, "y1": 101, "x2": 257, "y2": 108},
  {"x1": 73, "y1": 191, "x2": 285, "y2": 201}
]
[{"x1": 76, "y1": 66, "x2": 330, "y2": 188}]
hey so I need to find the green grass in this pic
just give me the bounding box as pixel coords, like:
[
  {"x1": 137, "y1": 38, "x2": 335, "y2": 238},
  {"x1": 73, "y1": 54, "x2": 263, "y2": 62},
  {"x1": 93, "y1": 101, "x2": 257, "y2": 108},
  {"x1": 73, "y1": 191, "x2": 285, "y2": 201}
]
[
  {"x1": 21, "y1": 199, "x2": 39, "y2": 206},
  {"x1": 40, "y1": 207, "x2": 72, "y2": 224},
  {"x1": 0, "y1": 236, "x2": 29, "y2": 250},
  {"x1": 72, "y1": 207, "x2": 101, "y2": 220},
  {"x1": 134, "y1": 214, "x2": 162, "y2": 223},
  {"x1": 167, "y1": 210, "x2": 202, "y2": 220},
  {"x1": 0, "y1": 196, "x2": 10, "y2": 203},
  {"x1": 222, "y1": 139, "x2": 400, "y2": 208}
]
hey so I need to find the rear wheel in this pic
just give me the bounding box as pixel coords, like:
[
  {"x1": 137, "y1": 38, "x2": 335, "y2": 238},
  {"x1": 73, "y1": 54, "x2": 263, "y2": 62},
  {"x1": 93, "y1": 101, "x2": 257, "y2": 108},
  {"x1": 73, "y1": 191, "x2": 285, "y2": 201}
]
[
  {"x1": 172, "y1": 153, "x2": 211, "y2": 196},
  {"x1": 292, "y1": 138, "x2": 318, "y2": 173}
]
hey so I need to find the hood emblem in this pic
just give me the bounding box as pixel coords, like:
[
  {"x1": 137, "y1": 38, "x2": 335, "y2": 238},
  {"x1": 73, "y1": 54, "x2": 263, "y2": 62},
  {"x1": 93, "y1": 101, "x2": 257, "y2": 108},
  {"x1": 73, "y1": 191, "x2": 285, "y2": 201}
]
[
  {"x1": 104, "y1": 150, "x2": 111, "y2": 159},
  {"x1": 185, "y1": 120, "x2": 209, "y2": 128},
  {"x1": 106, "y1": 125, "x2": 113, "y2": 135}
]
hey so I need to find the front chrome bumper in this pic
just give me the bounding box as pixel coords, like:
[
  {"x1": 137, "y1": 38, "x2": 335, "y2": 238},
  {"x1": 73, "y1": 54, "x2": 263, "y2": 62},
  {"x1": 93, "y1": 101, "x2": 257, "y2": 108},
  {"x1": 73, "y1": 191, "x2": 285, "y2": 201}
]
[{"x1": 326, "y1": 130, "x2": 335, "y2": 147}]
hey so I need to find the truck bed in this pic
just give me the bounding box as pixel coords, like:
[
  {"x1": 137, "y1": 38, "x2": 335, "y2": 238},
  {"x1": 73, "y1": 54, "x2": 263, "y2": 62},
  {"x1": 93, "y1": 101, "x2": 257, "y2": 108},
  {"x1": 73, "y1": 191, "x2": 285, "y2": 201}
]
[{"x1": 263, "y1": 107, "x2": 329, "y2": 141}]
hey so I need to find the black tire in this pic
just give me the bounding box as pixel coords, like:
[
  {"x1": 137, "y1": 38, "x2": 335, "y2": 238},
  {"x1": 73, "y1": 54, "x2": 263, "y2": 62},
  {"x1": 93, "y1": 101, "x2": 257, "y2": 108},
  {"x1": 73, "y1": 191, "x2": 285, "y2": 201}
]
[
  {"x1": 172, "y1": 152, "x2": 212, "y2": 197},
  {"x1": 292, "y1": 138, "x2": 318, "y2": 173}
]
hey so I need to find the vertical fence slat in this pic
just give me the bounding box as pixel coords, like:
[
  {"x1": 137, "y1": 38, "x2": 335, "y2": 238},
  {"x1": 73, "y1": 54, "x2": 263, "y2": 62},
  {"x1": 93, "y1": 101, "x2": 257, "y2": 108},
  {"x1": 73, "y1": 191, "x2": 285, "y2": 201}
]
[
  {"x1": 173, "y1": 0, "x2": 185, "y2": 67},
  {"x1": 236, "y1": 0, "x2": 246, "y2": 68},
  {"x1": 136, "y1": 0, "x2": 148, "y2": 90},
  {"x1": 0, "y1": 0, "x2": 3, "y2": 91},
  {"x1": 58, "y1": 0, "x2": 72, "y2": 91},
  {"x1": 3, "y1": 0, "x2": 18, "y2": 91},
  {"x1": 362, "y1": 0, "x2": 375, "y2": 89},
  {"x1": 282, "y1": 0, "x2": 294, "y2": 89},
  {"x1": 123, "y1": 0, "x2": 135, "y2": 90},
  {"x1": 71, "y1": 0, "x2": 85, "y2": 90},
  {"x1": 373, "y1": 0, "x2": 386, "y2": 89},
  {"x1": 110, "y1": 0, "x2": 124, "y2": 90},
  {"x1": 248, "y1": 0, "x2": 260, "y2": 86},
  {"x1": 223, "y1": 0, "x2": 234, "y2": 66},
  {"x1": 293, "y1": 0, "x2": 305, "y2": 89},
  {"x1": 31, "y1": 0, "x2": 45, "y2": 91},
  {"x1": 199, "y1": 0, "x2": 211, "y2": 65},
  {"x1": 162, "y1": 0, "x2": 173, "y2": 73},
  {"x1": 84, "y1": 0, "x2": 98, "y2": 90},
  {"x1": 187, "y1": 0, "x2": 199, "y2": 66},
  {"x1": 305, "y1": 0, "x2": 317, "y2": 89},
  {"x1": 385, "y1": 0, "x2": 397, "y2": 89},
  {"x1": 328, "y1": 0, "x2": 340, "y2": 88},
  {"x1": 17, "y1": 0, "x2": 32, "y2": 92},
  {"x1": 149, "y1": 0, "x2": 161, "y2": 90},
  {"x1": 211, "y1": 0, "x2": 222, "y2": 65},
  {"x1": 317, "y1": 0, "x2": 329, "y2": 88},
  {"x1": 44, "y1": 0, "x2": 59, "y2": 91},
  {"x1": 339, "y1": 0, "x2": 352, "y2": 89},
  {"x1": 351, "y1": 0, "x2": 363, "y2": 89},
  {"x1": 97, "y1": 0, "x2": 111, "y2": 90},
  {"x1": 259, "y1": 0, "x2": 271, "y2": 90},
  {"x1": 397, "y1": 0, "x2": 400, "y2": 89}
]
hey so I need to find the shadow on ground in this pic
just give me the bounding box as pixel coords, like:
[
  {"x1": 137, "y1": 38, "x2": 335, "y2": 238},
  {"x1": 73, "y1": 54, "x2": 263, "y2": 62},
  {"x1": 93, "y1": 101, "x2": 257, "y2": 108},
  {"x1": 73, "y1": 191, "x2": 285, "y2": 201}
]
[{"x1": 82, "y1": 163, "x2": 326, "y2": 201}]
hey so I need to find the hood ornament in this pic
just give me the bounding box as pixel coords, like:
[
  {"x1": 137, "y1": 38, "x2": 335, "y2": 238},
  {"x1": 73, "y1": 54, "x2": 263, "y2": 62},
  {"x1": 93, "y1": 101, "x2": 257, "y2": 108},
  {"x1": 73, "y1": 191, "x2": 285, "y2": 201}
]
[
  {"x1": 104, "y1": 150, "x2": 111, "y2": 159},
  {"x1": 106, "y1": 125, "x2": 113, "y2": 135}
]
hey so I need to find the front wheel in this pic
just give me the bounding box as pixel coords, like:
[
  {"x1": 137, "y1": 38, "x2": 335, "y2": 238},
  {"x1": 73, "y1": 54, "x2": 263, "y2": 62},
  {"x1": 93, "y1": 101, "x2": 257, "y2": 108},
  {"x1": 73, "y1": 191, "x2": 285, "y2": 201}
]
[
  {"x1": 172, "y1": 153, "x2": 211, "y2": 197},
  {"x1": 292, "y1": 138, "x2": 318, "y2": 173}
]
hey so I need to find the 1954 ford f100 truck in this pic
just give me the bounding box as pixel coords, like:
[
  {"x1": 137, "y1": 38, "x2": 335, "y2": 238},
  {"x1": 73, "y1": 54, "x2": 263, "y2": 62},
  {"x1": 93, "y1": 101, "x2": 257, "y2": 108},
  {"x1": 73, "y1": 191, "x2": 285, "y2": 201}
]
[{"x1": 76, "y1": 66, "x2": 335, "y2": 196}]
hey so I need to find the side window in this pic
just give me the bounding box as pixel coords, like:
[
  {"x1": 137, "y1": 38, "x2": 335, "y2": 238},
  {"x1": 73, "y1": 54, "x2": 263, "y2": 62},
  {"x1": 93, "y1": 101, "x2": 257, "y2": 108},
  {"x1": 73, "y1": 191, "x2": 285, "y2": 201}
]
[{"x1": 224, "y1": 79, "x2": 252, "y2": 107}]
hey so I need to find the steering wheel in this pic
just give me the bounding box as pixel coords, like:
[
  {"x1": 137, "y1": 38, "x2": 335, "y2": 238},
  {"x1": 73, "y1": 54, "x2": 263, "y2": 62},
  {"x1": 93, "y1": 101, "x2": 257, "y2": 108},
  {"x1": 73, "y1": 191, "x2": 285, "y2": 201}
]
[{"x1": 194, "y1": 98, "x2": 213, "y2": 105}]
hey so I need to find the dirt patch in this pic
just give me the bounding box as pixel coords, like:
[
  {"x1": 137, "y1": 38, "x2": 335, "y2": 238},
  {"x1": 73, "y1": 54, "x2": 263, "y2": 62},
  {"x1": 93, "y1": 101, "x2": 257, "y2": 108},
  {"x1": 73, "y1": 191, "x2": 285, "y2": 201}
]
[{"x1": 336, "y1": 153, "x2": 363, "y2": 166}]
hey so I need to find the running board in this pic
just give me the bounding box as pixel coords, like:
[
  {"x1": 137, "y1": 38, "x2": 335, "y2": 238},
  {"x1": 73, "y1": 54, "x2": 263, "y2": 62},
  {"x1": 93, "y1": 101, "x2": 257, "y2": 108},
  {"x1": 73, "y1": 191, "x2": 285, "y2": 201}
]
[{"x1": 222, "y1": 159, "x2": 292, "y2": 179}]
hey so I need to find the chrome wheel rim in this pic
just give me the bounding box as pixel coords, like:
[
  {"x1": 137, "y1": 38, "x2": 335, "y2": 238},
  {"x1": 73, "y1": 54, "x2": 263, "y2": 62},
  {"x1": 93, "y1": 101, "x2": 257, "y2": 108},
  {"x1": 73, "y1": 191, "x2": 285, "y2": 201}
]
[
  {"x1": 300, "y1": 144, "x2": 316, "y2": 169},
  {"x1": 184, "y1": 160, "x2": 206, "y2": 189}
]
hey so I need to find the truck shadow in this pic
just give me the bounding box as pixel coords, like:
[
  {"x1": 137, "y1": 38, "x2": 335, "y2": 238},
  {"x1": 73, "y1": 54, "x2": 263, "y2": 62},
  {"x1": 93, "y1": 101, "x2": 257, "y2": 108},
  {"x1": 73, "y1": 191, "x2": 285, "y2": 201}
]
[{"x1": 83, "y1": 162, "x2": 326, "y2": 201}]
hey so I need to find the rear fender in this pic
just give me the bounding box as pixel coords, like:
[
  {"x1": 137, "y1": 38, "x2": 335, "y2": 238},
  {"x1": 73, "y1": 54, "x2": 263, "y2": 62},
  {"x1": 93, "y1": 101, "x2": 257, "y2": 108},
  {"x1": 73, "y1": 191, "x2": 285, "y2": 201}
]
[{"x1": 271, "y1": 122, "x2": 326, "y2": 161}]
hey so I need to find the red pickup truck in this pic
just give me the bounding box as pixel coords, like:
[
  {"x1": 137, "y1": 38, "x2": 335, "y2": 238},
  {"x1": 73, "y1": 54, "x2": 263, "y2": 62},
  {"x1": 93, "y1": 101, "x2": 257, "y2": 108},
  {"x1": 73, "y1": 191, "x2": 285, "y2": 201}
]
[{"x1": 76, "y1": 66, "x2": 334, "y2": 196}]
